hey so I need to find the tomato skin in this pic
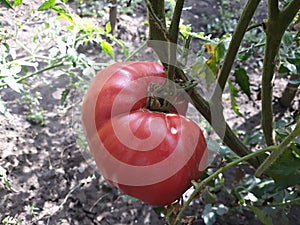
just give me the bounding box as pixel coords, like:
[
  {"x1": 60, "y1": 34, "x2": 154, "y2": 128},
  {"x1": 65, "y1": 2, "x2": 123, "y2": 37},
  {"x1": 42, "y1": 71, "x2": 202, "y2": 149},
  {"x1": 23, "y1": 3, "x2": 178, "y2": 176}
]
[
  {"x1": 81, "y1": 61, "x2": 207, "y2": 206},
  {"x1": 82, "y1": 61, "x2": 187, "y2": 131},
  {"x1": 95, "y1": 110, "x2": 207, "y2": 206}
]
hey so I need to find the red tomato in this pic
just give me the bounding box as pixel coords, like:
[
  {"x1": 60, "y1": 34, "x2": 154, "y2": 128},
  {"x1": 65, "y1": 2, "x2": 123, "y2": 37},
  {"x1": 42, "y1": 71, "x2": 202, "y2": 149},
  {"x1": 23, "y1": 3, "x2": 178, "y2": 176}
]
[{"x1": 82, "y1": 61, "x2": 207, "y2": 206}]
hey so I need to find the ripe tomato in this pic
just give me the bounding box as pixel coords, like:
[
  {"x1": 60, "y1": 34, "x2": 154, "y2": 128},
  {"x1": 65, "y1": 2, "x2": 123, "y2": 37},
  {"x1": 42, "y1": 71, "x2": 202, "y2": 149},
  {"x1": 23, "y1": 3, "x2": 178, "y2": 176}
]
[{"x1": 82, "y1": 61, "x2": 207, "y2": 206}]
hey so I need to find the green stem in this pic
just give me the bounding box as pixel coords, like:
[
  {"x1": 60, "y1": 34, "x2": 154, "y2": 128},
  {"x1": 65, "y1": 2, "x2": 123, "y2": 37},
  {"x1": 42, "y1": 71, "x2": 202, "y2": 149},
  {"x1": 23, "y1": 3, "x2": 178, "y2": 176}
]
[
  {"x1": 15, "y1": 38, "x2": 33, "y2": 56},
  {"x1": 255, "y1": 119, "x2": 300, "y2": 177},
  {"x1": 166, "y1": 0, "x2": 185, "y2": 81},
  {"x1": 124, "y1": 41, "x2": 147, "y2": 62},
  {"x1": 168, "y1": 0, "x2": 184, "y2": 44},
  {"x1": 177, "y1": 70, "x2": 259, "y2": 167},
  {"x1": 211, "y1": 0, "x2": 261, "y2": 95},
  {"x1": 145, "y1": 0, "x2": 168, "y2": 40},
  {"x1": 0, "y1": 62, "x2": 65, "y2": 89},
  {"x1": 261, "y1": 35, "x2": 281, "y2": 146},
  {"x1": 281, "y1": 0, "x2": 300, "y2": 28},
  {"x1": 238, "y1": 42, "x2": 265, "y2": 55},
  {"x1": 264, "y1": 197, "x2": 300, "y2": 207},
  {"x1": 174, "y1": 145, "x2": 276, "y2": 224},
  {"x1": 268, "y1": 0, "x2": 279, "y2": 19},
  {"x1": 261, "y1": 0, "x2": 280, "y2": 146},
  {"x1": 208, "y1": 0, "x2": 262, "y2": 160},
  {"x1": 145, "y1": 0, "x2": 170, "y2": 66},
  {"x1": 261, "y1": 0, "x2": 300, "y2": 146}
]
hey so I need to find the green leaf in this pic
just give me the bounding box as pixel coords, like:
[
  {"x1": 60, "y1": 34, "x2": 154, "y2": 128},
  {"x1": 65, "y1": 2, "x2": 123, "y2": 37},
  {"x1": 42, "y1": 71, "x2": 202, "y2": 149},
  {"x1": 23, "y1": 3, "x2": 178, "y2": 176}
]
[
  {"x1": 52, "y1": 6, "x2": 74, "y2": 24},
  {"x1": 14, "y1": 0, "x2": 22, "y2": 6},
  {"x1": 234, "y1": 65, "x2": 251, "y2": 99},
  {"x1": 191, "y1": 57, "x2": 216, "y2": 86},
  {"x1": 202, "y1": 188, "x2": 218, "y2": 204},
  {"x1": 248, "y1": 205, "x2": 274, "y2": 225},
  {"x1": 101, "y1": 40, "x2": 114, "y2": 59},
  {"x1": 105, "y1": 22, "x2": 112, "y2": 33},
  {"x1": 266, "y1": 148, "x2": 300, "y2": 188},
  {"x1": 282, "y1": 31, "x2": 294, "y2": 51},
  {"x1": 3, "y1": 77, "x2": 23, "y2": 93},
  {"x1": 60, "y1": 88, "x2": 70, "y2": 105},
  {"x1": 228, "y1": 80, "x2": 242, "y2": 117},
  {"x1": 38, "y1": 0, "x2": 56, "y2": 11},
  {"x1": 0, "y1": 0, "x2": 13, "y2": 8},
  {"x1": 205, "y1": 41, "x2": 226, "y2": 76}
]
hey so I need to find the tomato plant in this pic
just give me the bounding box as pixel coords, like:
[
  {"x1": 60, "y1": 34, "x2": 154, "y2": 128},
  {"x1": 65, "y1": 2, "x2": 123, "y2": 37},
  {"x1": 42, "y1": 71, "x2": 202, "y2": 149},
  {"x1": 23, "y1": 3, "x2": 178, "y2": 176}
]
[{"x1": 82, "y1": 61, "x2": 208, "y2": 206}]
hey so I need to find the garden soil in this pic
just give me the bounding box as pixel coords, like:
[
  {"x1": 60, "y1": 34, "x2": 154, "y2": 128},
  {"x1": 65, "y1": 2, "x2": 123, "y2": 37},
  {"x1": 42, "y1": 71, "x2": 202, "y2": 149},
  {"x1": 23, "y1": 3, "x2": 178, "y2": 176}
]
[{"x1": 0, "y1": 0, "x2": 299, "y2": 225}]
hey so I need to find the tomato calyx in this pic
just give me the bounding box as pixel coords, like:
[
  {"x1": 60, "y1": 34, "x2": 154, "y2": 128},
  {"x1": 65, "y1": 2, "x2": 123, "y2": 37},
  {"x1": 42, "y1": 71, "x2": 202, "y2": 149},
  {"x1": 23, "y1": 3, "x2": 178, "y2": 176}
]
[{"x1": 146, "y1": 79, "x2": 198, "y2": 113}]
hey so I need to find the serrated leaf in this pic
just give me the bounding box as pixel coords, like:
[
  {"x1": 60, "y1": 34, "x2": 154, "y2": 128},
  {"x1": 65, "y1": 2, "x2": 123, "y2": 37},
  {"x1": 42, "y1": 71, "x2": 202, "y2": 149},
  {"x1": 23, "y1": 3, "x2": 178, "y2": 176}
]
[
  {"x1": 38, "y1": 0, "x2": 56, "y2": 11},
  {"x1": 101, "y1": 40, "x2": 114, "y2": 59},
  {"x1": 0, "y1": 0, "x2": 13, "y2": 8},
  {"x1": 228, "y1": 80, "x2": 242, "y2": 117},
  {"x1": 266, "y1": 149, "x2": 300, "y2": 188},
  {"x1": 234, "y1": 65, "x2": 251, "y2": 99}
]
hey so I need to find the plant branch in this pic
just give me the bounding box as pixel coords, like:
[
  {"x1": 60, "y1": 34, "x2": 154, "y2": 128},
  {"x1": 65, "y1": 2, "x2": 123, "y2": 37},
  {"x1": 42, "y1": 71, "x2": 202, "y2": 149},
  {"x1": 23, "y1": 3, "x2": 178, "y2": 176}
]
[
  {"x1": 261, "y1": 0, "x2": 300, "y2": 146},
  {"x1": 264, "y1": 197, "x2": 300, "y2": 207},
  {"x1": 145, "y1": 0, "x2": 169, "y2": 40},
  {"x1": 124, "y1": 41, "x2": 147, "y2": 62},
  {"x1": 166, "y1": 0, "x2": 185, "y2": 81},
  {"x1": 211, "y1": 0, "x2": 261, "y2": 95},
  {"x1": 268, "y1": 0, "x2": 279, "y2": 20},
  {"x1": 280, "y1": 0, "x2": 300, "y2": 29},
  {"x1": 174, "y1": 145, "x2": 276, "y2": 224},
  {"x1": 168, "y1": 0, "x2": 184, "y2": 44},
  {"x1": 0, "y1": 62, "x2": 66, "y2": 90},
  {"x1": 246, "y1": 22, "x2": 265, "y2": 32},
  {"x1": 255, "y1": 119, "x2": 300, "y2": 177},
  {"x1": 176, "y1": 70, "x2": 259, "y2": 167}
]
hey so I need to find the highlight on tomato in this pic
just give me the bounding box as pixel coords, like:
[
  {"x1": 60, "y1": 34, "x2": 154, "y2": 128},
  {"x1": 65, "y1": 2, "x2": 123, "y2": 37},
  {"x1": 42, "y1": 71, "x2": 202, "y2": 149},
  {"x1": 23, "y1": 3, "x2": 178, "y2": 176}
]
[{"x1": 81, "y1": 61, "x2": 208, "y2": 206}]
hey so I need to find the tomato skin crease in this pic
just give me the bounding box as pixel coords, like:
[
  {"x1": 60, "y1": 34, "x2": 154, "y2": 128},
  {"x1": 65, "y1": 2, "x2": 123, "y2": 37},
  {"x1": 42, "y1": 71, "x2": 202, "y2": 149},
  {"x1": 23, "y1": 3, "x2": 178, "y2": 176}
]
[
  {"x1": 98, "y1": 110, "x2": 207, "y2": 206},
  {"x1": 82, "y1": 61, "x2": 207, "y2": 206}
]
